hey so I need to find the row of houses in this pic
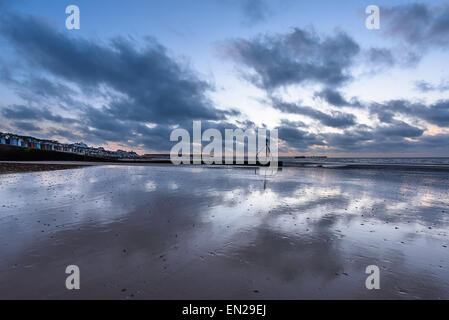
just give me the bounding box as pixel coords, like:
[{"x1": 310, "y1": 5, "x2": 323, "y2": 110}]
[{"x1": 0, "y1": 132, "x2": 140, "y2": 159}]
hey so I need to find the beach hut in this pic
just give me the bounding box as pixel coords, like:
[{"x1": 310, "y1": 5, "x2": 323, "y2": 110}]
[
  {"x1": 64, "y1": 144, "x2": 75, "y2": 153},
  {"x1": 0, "y1": 134, "x2": 6, "y2": 145},
  {"x1": 41, "y1": 142, "x2": 51, "y2": 151},
  {"x1": 23, "y1": 138, "x2": 30, "y2": 148},
  {"x1": 10, "y1": 136, "x2": 18, "y2": 146}
]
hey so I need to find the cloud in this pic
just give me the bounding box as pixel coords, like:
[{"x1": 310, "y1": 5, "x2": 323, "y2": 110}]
[
  {"x1": 279, "y1": 119, "x2": 307, "y2": 128},
  {"x1": 275, "y1": 121, "x2": 325, "y2": 151},
  {"x1": 382, "y1": 3, "x2": 449, "y2": 49},
  {"x1": 320, "y1": 121, "x2": 436, "y2": 154},
  {"x1": 271, "y1": 98, "x2": 357, "y2": 129},
  {"x1": 16, "y1": 77, "x2": 76, "y2": 104},
  {"x1": 322, "y1": 128, "x2": 373, "y2": 152},
  {"x1": 12, "y1": 121, "x2": 41, "y2": 133},
  {"x1": 362, "y1": 3, "x2": 449, "y2": 68},
  {"x1": 0, "y1": 11, "x2": 243, "y2": 152},
  {"x1": 241, "y1": 0, "x2": 269, "y2": 25},
  {"x1": 217, "y1": 0, "x2": 270, "y2": 26},
  {"x1": 1, "y1": 104, "x2": 77, "y2": 124},
  {"x1": 370, "y1": 99, "x2": 449, "y2": 128},
  {"x1": 315, "y1": 88, "x2": 362, "y2": 108},
  {"x1": 414, "y1": 79, "x2": 449, "y2": 93},
  {"x1": 375, "y1": 120, "x2": 423, "y2": 138},
  {"x1": 275, "y1": 116, "x2": 438, "y2": 155},
  {"x1": 0, "y1": 13, "x2": 233, "y2": 125},
  {"x1": 224, "y1": 27, "x2": 360, "y2": 90},
  {"x1": 224, "y1": 4, "x2": 442, "y2": 84},
  {"x1": 323, "y1": 131, "x2": 448, "y2": 155},
  {"x1": 366, "y1": 47, "x2": 395, "y2": 67},
  {"x1": 0, "y1": 6, "x2": 448, "y2": 156}
]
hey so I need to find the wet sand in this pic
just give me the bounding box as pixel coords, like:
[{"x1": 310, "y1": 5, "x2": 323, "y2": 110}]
[
  {"x1": 0, "y1": 165, "x2": 448, "y2": 299},
  {"x1": 0, "y1": 162, "x2": 87, "y2": 175}
]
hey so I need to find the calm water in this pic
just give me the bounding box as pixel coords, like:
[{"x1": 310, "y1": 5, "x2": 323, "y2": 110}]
[
  {"x1": 284, "y1": 157, "x2": 449, "y2": 168},
  {"x1": 0, "y1": 165, "x2": 449, "y2": 299}
]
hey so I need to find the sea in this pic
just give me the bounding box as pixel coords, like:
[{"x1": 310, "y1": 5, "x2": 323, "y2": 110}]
[{"x1": 280, "y1": 157, "x2": 449, "y2": 171}]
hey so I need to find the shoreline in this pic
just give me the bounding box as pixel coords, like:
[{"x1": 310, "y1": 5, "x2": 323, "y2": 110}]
[
  {"x1": 2, "y1": 159, "x2": 449, "y2": 174},
  {"x1": 285, "y1": 161, "x2": 449, "y2": 172}
]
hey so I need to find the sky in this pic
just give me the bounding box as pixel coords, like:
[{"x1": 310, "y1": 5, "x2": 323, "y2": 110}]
[{"x1": 0, "y1": 0, "x2": 448, "y2": 156}]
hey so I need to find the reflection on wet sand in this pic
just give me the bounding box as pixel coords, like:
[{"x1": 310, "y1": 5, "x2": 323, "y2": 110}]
[{"x1": 0, "y1": 165, "x2": 448, "y2": 299}]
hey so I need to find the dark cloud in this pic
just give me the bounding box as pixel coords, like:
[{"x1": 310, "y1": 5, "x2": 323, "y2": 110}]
[
  {"x1": 279, "y1": 119, "x2": 307, "y2": 128},
  {"x1": 271, "y1": 98, "x2": 357, "y2": 128},
  {"x1": 375, "y1": 120, "x2": 423, "y2": 138},
  {"x1": 370, "y1": 99, "x2": 449, "y2": 128},
  {"x1": 1, "y1": 105, "x2": 77, "y2": 124},
  {"x1": 315, "y1": 88, "x2": 362, "y2": 108},
  {"x1": 226, "y1": 3, "x2": 447, "y2": 90},
  {"x1": 0, "y1": 12, "x2": 233, "y2": 125},
  {"x1": 323, "y1": 131, "x2": 449, "y2": 155},
  {"x1": 419, "y1": 100, "x2": 449, "y2": 127},
  {"x1": 276, "y1": 117, "x2": 436, "y2": 155},
  {"x1": 46, "y1": 127, "x2": 85, "y2": 144},
  {"x1": 225, "y1": 28, "x2": 360, "y2": 90},
  {"x1": 383, "y1": 3, "x2": 449, "y2": 49},
  {"x1": 322, "y1": 128, "x2": 373, "y2": 151},
  {"x1": 363, "y1": 45, "x2": 423, "y2": 70},
  {"x1": 0, "y1": 70, "x2": 79, "y2": 108},
  {"x1": 362, "y1": 3, "x2": 449, "y2": 68},
  {"x1": 321, "y1": 121, "x2": 438, "y2": 154},
  {"x1": 276, "y1": 122, "x2": 325, "y2": 151},
  {"x1": 12, "y1": 121, "x2": 41, "y2": 132},
  {"x1": 17, "y1": 77, "x2": 76, "y2": 102},
  {"x1": 235, "y1": 119, "x2": 256, "y2": 128},
  {"x1": 0, "y1": 11, "x2": 243, "y2": 152},
  {"x1": 0, "y1": 6, "x2": 448, "y2": 155},
  {"x1": 366, "y1": 47, "x2": 395, "y2": 67}
]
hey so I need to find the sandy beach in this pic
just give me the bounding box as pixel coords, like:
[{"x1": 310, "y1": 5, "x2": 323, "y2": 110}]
[
  {"x1": 0, "y1": 162, "x2": 88, "y2": 175},
  {"x1": 0, "y1": 164, "x2": 448, "y2": 299}
]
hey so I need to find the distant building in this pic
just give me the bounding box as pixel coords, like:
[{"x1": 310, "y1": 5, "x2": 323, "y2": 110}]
[
  {"x1": 10, "y1": 136, "x2": 18, "y2": 146},
  {"x1": 1, "y1": 133, "x2": 7, "y2": 145},
  {"x1": 0, "y1": 131, "x2": 141, "y2": 159}
]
